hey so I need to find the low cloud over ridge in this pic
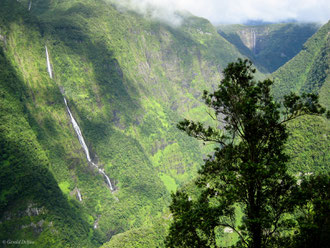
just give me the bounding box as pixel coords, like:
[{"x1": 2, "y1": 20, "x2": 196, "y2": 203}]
[{"x1": 110, "y1": 0, "x2": 330, "y2": 24}]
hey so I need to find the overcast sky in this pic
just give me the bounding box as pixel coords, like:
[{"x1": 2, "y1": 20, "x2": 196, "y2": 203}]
[{"x1": 111, "y1": 0, "x2": 330, "y2": 25}]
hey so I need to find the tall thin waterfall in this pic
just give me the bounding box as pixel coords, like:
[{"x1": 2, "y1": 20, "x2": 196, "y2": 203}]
[
  {"x1": 252, "y1": 30, "x2": 256, "y2": 54},
  {"x1": 76, "y1": 188, "x2": 82, "y2": 202},
  {"x1": 45, "y1": 46, "x2": 52, "y2": 79},
  {"x1": 94, "y1": 217, "x2": 99, "y2": 229},
  {"x1": 28, "y1": 1, "x2": 32, "y2": 11},
  {"x1": 63, "y1": 98, "x2": 114, "y2": 191},
  {"x1": 63, "y1": 97, "x2": 91, "y2": 162},
  {"x1": 98, "y1": 168, "x2": 114, "y2": 191},
  {"x1": 45, "y1": 46, "x2": 115, "y2": 193}
]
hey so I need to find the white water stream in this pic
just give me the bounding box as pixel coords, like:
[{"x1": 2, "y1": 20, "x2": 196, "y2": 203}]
[
  {"x1": 45, "y1": 46, "x2": 52, "y2": 79},
  {"x1": 76, "y1": 188, "x2": 82, "y2": 202},
  {"x1": 28, "y1": 1, "x2": 32, "y2": 11},
  {"x1": 93, "y1": 217, "x2": 99, "y2": 229},
  {"x1": 45, "y1": 46, "x2": 115, "y2": 193},
  {"x1": 63, "y1": 97, "x2": 114, "y2": 191},
  {"x1": 63, "y1": 97, "x2": 91, "y2": 161},
  {"x1": 252, "y1": 30, "x2": 256, "y2": 54}
]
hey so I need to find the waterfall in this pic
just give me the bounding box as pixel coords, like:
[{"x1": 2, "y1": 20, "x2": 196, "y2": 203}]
[
  {"x1": 76, "y1": 188, "x2": 82, "y2": 202},
  {"x1": 98, "y1": 168, "x2": 114, "y2": 191},
  {"x1": 28, "y1": 1, "x2": 32, "y2": 11},
  {"x1": 63, "y1": 97, "x2": 91, "y2": 162},
  {"x1": 63, "y1": 97, "x2": 114, "y2": 191},
  {"x1": 93, "y1": 217, "x2": 99, "y2": 229},
  {"x1": 45, "y1": 45, "x2": 115, "y2": 193},
  {"x1": 45, "y1": 46, "x2": 52, "y2": 79},
  {"x1": 252, "y1": 30, "x2": 256, "y2": 54}
]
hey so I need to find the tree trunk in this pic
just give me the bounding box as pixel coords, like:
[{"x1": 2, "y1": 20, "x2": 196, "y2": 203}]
[
  {"x1": 251, "y1": 224, "x2": 262, "y2": 248},
  {"x1": 248, "y1": 186, "x2": 262, "y2": 248}
]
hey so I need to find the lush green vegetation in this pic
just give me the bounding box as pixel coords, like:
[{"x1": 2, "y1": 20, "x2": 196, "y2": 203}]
[
  {"x1": 0, "y1": 45, "x2": 94, "y2": 247},
  {"x1": 101, "y1": 217, "x2": 170, "y2": 248},
  {"x1": 0, "y1": 0, "x2": 328, "y2": 247},
  {"x1": 292, "y1": 173, "x2": 330, "y2": 247},
  {"x1": 272, "y1": 21, "x2": 329, "y2": 106},
  {"x1": 0, "y1": 0, "x2": 245, "y2": 246},
  {"x1": 272, "y1": 21, "x2": 329, "y2": 175},
  {"x1": 166, "y1": 59, "x2": 328, "y2": 248}
]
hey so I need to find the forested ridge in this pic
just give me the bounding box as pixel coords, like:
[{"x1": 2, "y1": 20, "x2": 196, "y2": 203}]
[{"x1": 272, "y1": 21, "x2": 330, "y2": 174}]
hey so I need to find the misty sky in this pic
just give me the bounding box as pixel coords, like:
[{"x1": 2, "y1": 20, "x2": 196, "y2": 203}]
[{"x1": 112, "y1": 0, "x2": 330, "y2": 24}]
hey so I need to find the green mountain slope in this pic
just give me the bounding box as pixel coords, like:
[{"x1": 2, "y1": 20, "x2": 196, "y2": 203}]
[
  {"x1": 272, "y1": 21, "x2": 329, "y2": 106},
  {"x1": 0, "y1": 0, "x2": 246, "y2": 246},
  {"x1": 272, "y1": 21, "x2": 330, "y2": 173},
  {"x1": 218, "y1": 23, "x2": 319, "y2": 72},
  {"x1": 0, "y1": 45, "x2": 93, "y2": 247}
]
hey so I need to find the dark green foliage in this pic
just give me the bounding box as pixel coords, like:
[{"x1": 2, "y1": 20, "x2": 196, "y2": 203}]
[
  {"x1": 102, "y1": 217, "x2": 170, "y2": 248},
  {"x1": 285, "y1": 115, "x2": 329, "y2": 173},
  {"x1": 301, "y1": 42, "x2": 329, "y2": 94},
  {"x1": 272, "y1": 21, "x2": 329, "y2": 175},
  {"x1": 166, "y1": 59, "x2": 327, "y2": 248},
  {"x1": 292, "y1": 173, "x2": 330, "y2": 248}
]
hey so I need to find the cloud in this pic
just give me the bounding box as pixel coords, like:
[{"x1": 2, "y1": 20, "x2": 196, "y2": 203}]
[
  {"x1": 110, "y1": 0, "x2": 185, "y2": 26},
  {"x1": 110, "y1": 0, "x2": 330, "y2": 24}
]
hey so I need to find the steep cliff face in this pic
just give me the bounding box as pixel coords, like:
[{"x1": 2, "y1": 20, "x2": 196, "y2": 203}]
[
  {"x1": 233, "y1": 27, "x2": 264, "y2": 54},
  {"x1": 0, "y1": 0, "x2": 244, "y2": 246},
  {"x1": 218, "y1": 23, "x2": 319, "y2": 72}
]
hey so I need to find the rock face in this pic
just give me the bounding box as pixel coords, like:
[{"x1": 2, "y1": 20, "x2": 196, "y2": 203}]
[
  {"x1": 21, "y1": 220, "x2": 44, "y2": 234},
  {"x1": 25, "y1": 203, "x2": 46, "y2": 217},
  {"x1": 218, "y1": 23, "x2": 319, "y2": 72},
  {"x1": 236, "y1": 28, "x2": 263, "y2": 54}
]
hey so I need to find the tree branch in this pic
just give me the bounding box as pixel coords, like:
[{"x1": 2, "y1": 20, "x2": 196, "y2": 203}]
[{"x1": 218, "y1": 223, "x2": 248, "y2": 247}]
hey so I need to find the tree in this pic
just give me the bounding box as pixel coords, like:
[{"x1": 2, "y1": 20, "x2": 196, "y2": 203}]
[
  {"x1": 165, "y1": 59, "x2": 327, "y2": 248},
  {"x1": 292, "y1": 173, "x2": 330, "y2": 248}
]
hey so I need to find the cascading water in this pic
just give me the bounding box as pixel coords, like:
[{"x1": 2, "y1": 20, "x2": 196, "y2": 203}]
[
  {"x1": 45, "y1": 46, "x2": 115, "y2": 193},
  {"x1": 98, "y1": 168, "x2": 114, "y2": 191},
  {"x1": 45, "y1": 46, "x2": 52, "y2": 79},
  {"x1": 252, "y1": 30, "x2": 257, "y2": 54},
  {"x1": 94, "y1": 217, "x2": 99, "y2": 229},
  {"x1": 76, "y1": 188, "x2": 82, "y2": 202},
  {"x1": 28, "y1": 1, "x2": 32, "y2": 11},
  {"x1": 63, "y1": 97, "x2": 114, "y2": 191},
  {"x1": 63, "y1": 97, "x2": 91, "y2": 162}
]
